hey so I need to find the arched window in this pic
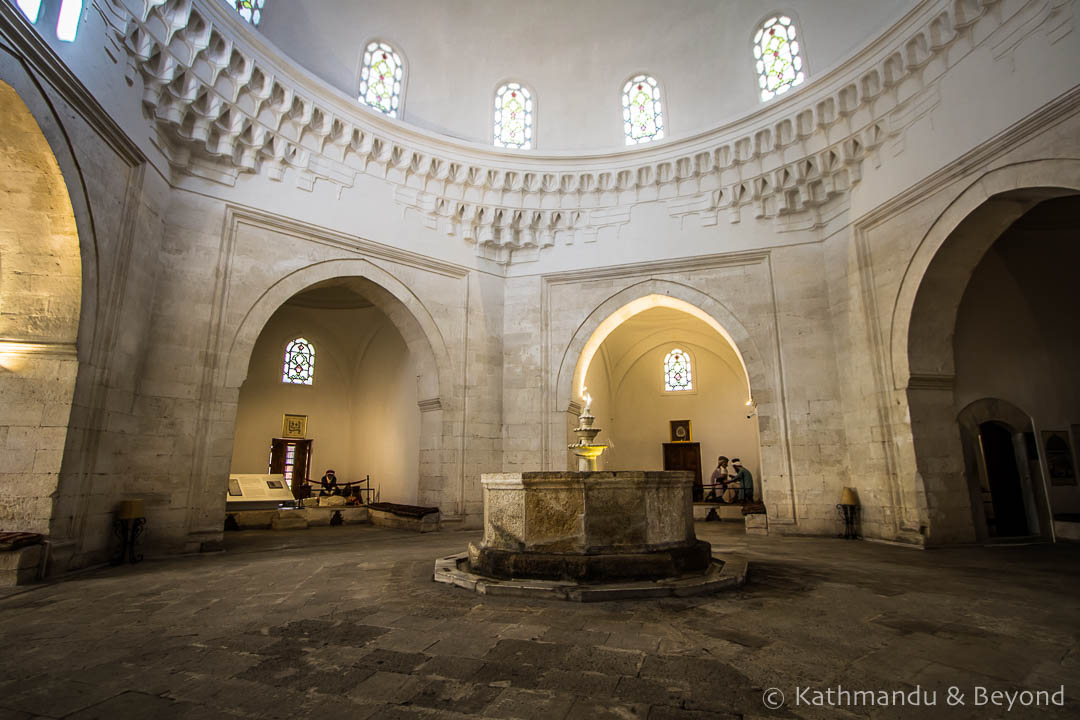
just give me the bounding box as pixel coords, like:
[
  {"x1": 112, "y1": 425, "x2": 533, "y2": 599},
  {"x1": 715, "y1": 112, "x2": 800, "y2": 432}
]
[
  {"x1": 622, "y1": 75, "x2": 664, "y2": 145},
  {"x1": 359, "y1": 41, "x2": 404, "y2": 117},
  {"x1": 56, "y1": 0, "x2": 82, "y2": 42},
  {"x1": 493, "y1": 83, "x2": 533, "y2": 149},
  {"x1": 664, "y1": 349, "x2": 692, "y2": 392},
  {"x1": 16, "y1": 0, "x2": 42, "y2": 23},
  {"x1": 282, "y1": 338, "x2": 315, "y2": 385},
  {"x1": 229, "y1": 1, "x2": 266, "y2": 27},
  {"x1": 753, "y1": 14, "x2": 806, "y2": 101}
]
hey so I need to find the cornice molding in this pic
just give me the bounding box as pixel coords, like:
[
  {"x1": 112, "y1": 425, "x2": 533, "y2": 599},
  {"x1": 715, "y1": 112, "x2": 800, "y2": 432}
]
[
  {"x1": 907, "y1": 373, "x2": 956, "y2": 391},
  {"x1": 0, "y1": 340, "x2": 79, "y2": 358},
  {"x1": 109, "y1": 0, "x2": 1071, "y2": 265},
  {"x1": 542, "y1": 250, "x2": 770, "y2": 286}
]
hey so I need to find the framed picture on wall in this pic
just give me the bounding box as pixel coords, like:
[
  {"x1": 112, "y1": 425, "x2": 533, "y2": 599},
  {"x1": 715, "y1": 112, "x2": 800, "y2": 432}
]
[
  {"x1": 1042, "y1": 430, "x2": 1076, "y2": 486},
  {"x1": 282, "y1": 413, "x2": 308, "y2": 439},
  {"x1": 670, "y1": 419, "x2": 692, "y2": 442}
]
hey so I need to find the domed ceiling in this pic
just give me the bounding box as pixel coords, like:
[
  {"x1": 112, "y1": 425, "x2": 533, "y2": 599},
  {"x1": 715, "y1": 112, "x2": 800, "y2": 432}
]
[{"x1": 257, "y1": 0, "x2": 921, "y2": 152}]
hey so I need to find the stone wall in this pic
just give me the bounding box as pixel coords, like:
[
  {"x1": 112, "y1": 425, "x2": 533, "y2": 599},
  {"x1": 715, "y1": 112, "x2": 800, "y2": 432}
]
[
  {"x1": 0, "y1": 80, "x2": 80, "y2": 535},
  {"x1": 1, "y1": 0, "x2": 1078, "y2": 572}
]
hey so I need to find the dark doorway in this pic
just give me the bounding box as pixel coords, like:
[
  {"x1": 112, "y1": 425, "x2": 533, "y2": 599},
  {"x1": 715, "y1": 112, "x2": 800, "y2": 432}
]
[
  {"x1": 979, "y1": 422, "x2": 1029, "y2": 537},
  {"x1": 269, "y1": 438, "x2": 313, "y2": 499}
]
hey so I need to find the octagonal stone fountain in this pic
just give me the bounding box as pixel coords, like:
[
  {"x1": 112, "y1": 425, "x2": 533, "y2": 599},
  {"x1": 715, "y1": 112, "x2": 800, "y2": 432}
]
[{"x1": 434, "y1": 394, "x2": 747, "y2": 601}]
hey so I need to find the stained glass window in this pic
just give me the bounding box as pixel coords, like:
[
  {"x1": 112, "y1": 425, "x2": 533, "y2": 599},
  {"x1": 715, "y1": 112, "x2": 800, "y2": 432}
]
[
  {"x1": 17, "y1": 0, "x2": 42, "y2": 23},
  {"x1": 622, "y1": 75, "x2": 664, "y2": 145},
  {"x1": 359, "y1": 41, "x2": 404, "y2": 117},
  {"x1": 56, "y1": 0, "x2": 82, "y2": 42},
  {"x1": 229, "y1": 0, "x2": 265, "y2": 26},
  {"x1": 282, "y1": 338, "x2": 315, "y2": 385},
  {"x1": 664, "y1": 349, "x2": 692, "y2": 392},
  {"x1": 754, "y1": 15, "x2": 805, "y2": 101},
  {"x1": 493, "y1": 83, "x2": 533, "y2": 149}
]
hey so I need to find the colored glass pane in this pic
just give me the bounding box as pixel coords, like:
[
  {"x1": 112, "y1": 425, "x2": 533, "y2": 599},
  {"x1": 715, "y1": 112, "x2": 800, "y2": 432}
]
[
  {"x1": 56, "y1": 0, "x2": 81, "y2": 42},
  {"x1": 493, "y1": 83, "x2": 533, "y2": 149},
  {"x1": 664, "y1": 349, "x2": 692, "y2": 392},
  {"x1": 229, "y1": 0, "x2": 265, "y2": 26},
  {"x1": 282, "y1": 338, "x2": 316, "y2": 385},
  {"x1": 622, "y1": 75, "x2": 664, "y2": 145},
  {"x1": 359, "y1": 41, "x2": 403, "y2": 117},
  {"x1": 754, "y1": 15, "x2": 805, "y2": 101},
  {"x1": 17, "y1": 0, "x2": 42, "y2": 23}
]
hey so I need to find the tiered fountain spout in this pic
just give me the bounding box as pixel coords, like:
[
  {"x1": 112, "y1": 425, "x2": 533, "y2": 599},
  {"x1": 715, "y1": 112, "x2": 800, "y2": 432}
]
[{"x1": 568, "y1": 390, "x2": 608, "y2": 471}]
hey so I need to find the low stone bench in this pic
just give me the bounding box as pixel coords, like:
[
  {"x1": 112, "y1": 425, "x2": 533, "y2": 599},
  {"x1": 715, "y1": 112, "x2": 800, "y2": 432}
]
[
  {"x1": 692, "y1": 503, "x2": 745, "y2": 522},
  {"x1": 367, "y1": 503, "x2": 440, "y2": 533},
  {"x1": 228, "y1": 506, "x2": 370, "y2": 531},
  {"x1": 301, "y1": 507, "x2": 369, "y2": 527},
  {"x1": 0, "y1": 532, "x2": 44, "y2": 586}
]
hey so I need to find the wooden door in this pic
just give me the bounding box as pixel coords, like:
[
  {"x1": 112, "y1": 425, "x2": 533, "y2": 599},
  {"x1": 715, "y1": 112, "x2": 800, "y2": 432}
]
[
  {"x1": 269, "y1": 438, "x2": 313, "y2": 499},
  {"x1": 662, "y1": 442, "x2": 702, "y2": 501}
]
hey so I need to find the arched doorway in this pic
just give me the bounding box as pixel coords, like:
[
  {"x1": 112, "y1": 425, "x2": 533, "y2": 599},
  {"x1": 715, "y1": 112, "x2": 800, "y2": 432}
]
[
  {"x1": 956, "y1": 397, "x2": 1043, "y2": 541},
  {"x1": 223, "y1": 267, "x2": 452, "y2": 523},
  {"x1": 902, "y1": 177, "x2": 1080, "y2": 543},
  {"x1": 978, "y1": 422, "x2": 1029, "y2": 538},
  {"x1": 0, "y1": 80, "x2": 82, "y2": 536},
  {"x1": 562, "y1": 293, "x2": 763, "y2": 508},
  {"x1": 230, "y1": 278, "x2": 421, "y2": 505}
]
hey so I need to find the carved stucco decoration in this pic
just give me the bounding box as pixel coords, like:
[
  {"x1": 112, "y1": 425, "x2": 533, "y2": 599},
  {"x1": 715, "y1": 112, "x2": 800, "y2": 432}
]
[{"x1": 108, "y1": 0, "x2": 1072, "y2": 264}]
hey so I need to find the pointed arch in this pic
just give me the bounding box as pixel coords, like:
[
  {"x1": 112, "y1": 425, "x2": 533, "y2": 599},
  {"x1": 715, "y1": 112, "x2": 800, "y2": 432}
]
[
  {"x1": 891, "y1": 160, "x2": 1080, "y2": 390},
  {"x1": 558, "y1": 286, "x2": 762, "y2": 414}
]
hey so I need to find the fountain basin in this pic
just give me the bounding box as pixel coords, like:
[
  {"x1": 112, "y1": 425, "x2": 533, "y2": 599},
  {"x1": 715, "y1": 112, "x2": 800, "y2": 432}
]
[{"x1": 469, "y1": 471, "x2": 711, "y2": 582}]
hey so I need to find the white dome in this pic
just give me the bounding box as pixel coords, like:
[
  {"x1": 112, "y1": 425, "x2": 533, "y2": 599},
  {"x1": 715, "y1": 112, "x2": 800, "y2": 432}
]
[{"x1": 258, "y1": 0, "x2": 920, "y2": 151}]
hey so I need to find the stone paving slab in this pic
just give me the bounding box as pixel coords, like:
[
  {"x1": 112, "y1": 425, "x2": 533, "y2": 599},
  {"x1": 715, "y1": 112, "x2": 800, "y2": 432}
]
[{"x1": 0, "y1": 524, "x2": 1077, "y2": 719}]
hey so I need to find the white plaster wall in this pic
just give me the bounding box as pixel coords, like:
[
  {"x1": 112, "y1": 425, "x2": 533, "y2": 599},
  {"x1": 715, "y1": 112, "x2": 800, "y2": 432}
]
[
  {"x1": 230, "y1": 304, "x2": 420, "y2": 504},
  {"x1": 260, "y1": 0, "x2": 917, "y2": 150}
]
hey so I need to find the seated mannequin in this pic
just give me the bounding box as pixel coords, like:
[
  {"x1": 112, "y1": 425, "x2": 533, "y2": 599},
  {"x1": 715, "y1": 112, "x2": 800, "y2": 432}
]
[{"x1": 319, "y1": 469, "x2": 340, "y2": 496}]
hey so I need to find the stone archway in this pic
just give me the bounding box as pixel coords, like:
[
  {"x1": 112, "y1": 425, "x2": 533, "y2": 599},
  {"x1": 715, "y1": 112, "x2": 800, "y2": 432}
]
[
  {"x1": 0, "y1": 80, "x2": 82, "y2": 537},
  {"x1": 552, "y1": 280, "x2": 790, "y2": 520},
  {"x1": 895, "y1": 161, "x2": 1080, "y2": 543},
  {"x1": 221, "y1": 259, "x2": 456, "y2": 515},
  {"x1": 891, "y1": 160, "x2": 1080, "y2": 388}
]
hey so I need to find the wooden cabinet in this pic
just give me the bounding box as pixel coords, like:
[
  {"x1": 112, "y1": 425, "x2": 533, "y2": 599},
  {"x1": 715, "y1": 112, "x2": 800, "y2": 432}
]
[{"x1": 662, "y1": 442, "x2": 702, "y2": 501}]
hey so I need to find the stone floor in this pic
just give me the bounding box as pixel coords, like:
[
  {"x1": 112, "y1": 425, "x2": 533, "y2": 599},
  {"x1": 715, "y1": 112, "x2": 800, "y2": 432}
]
[{"x1": 0, "y1": 523, "x2": 1077, "y2": 719}]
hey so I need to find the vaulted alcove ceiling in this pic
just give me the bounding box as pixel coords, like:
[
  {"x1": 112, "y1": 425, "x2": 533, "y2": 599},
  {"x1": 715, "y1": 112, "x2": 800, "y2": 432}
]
[{"x1": 284, "y1": 279, "x2": 375, "y2": 310}]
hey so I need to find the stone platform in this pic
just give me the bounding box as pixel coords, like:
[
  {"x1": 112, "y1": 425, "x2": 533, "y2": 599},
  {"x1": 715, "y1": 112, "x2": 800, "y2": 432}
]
[
  {"x1": 437, "y1": 470, "x2": 747, "y2": 599},
  {"x1": 435, "y1": 551, "x2": 747, "y2": 601}
]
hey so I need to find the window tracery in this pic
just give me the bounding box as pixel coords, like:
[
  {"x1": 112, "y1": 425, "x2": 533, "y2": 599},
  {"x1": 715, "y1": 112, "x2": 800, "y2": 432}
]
[
  {"x1": 493, "y1": 83, "x2": 533, "y2": 149},
  {"x1": 230, "y1": 1, "x2": 265, "y2": 27},
  {"x1": 664, "y1": 349, "x2": 692, "y2": 392},
  {"x1": 359, "y1": 41, "x2": 404, "y2": 117},
  {"x1": 282, "y1": 338, "x2": 316, "y2": 385},
  {"x1": 754, "y1": 14, "x2": 805, "y2": 101},
  {"x1": 622, "y1": 74, "x2": 664, "y2": 145}
]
